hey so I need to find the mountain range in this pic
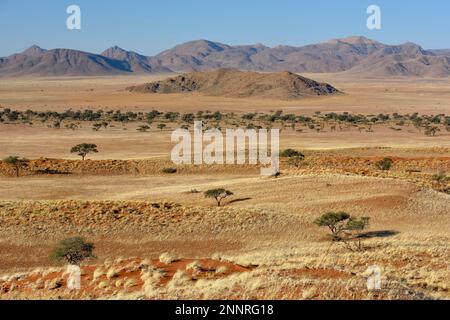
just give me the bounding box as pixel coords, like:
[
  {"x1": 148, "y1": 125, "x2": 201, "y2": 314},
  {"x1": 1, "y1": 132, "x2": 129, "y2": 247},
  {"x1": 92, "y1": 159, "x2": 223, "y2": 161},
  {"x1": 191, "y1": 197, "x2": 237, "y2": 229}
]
[{"x1": 1, "y1": 36, "x2": 450, "y2": 78}]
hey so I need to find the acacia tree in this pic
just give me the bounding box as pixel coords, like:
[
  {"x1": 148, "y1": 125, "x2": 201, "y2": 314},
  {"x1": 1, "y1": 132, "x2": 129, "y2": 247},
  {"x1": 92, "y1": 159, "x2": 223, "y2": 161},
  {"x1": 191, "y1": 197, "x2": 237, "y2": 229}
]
[
  {"x1": 314, "y1": 211, "x2": 350, "y2": 241},
  {"x1": 204, "y1": 188, "x2": 234, "y2": 207},
  {"x1": 50, "y1": 236, "x2": 95, "y2": 266},
  {"x1": 157, "y1": 123, "x2": 167, "y2": 131},
  {"x1": 70, "y1": 143, "x2": 98, "y2": 160},
  {"x1": 3, "y1": 156, "x2": 29, "y2": 177},
  {"x1": 314, "y1": 212, "x2": 370, "y2": 251}
]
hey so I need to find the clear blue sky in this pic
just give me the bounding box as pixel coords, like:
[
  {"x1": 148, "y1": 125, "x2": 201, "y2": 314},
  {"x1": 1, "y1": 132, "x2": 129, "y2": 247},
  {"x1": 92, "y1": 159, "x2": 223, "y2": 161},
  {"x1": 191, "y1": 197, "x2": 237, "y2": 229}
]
[{"x1": 1, "y1": 0, "x2": 449, "y2": 57}]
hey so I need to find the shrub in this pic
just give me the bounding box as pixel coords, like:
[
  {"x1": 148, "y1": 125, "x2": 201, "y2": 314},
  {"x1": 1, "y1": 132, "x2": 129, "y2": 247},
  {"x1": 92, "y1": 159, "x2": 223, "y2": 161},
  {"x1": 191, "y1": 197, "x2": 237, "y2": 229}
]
[
  {"x1": 375, "y1": 157, "x2": 393, "y2": 171},
  {"x1": 50, "y1": 237, "x2": 95, "y2": 265},
  {"x1": 159, "y1": 252, "x2": 176, "y2": 264},
  {"x1": 204, "y1": 188, "x2": 234, "y2": 207},
  {"x1": 3, "y1": 156, "x2": 29, "y2": 177},
  {"x1": 281, "y1": 149, "x2": 305, "y2": 158},
  {"x1": 432, "y1": 171, "x2": 449, "y2": 193},
  {"x1": 137, "y1": 125, "x2": 150, "y2": 132},
  {"x1": 281, "y1": 149, "x2": 305, "y2": 168}
]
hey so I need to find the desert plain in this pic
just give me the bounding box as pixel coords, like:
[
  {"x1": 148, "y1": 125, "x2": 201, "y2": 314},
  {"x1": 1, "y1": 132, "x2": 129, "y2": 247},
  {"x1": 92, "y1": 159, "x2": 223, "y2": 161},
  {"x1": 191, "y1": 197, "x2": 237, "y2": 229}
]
[{"x1": 0, "y1": 73, "x2": 449, "y2": 300}]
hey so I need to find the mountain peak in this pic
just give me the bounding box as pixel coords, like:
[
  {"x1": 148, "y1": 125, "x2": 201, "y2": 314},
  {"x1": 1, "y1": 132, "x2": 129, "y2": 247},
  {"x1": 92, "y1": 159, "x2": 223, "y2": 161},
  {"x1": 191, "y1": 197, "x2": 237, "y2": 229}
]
[
  {"x1": 101, "y1": 46, "x2": 128, "y2": 55},
  {"x1": 22, "y1": 45, "x2": 47, "y2": 56},
  {"x1": 326, "y1": 36, "x2": 381, "y2": 46}
]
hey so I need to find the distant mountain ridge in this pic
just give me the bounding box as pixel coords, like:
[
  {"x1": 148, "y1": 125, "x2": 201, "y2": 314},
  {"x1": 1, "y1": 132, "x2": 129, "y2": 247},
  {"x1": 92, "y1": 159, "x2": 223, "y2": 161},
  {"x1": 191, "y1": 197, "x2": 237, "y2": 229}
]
[{"x1": 1, "y1": 36, "x2": 450, "y2": 78}]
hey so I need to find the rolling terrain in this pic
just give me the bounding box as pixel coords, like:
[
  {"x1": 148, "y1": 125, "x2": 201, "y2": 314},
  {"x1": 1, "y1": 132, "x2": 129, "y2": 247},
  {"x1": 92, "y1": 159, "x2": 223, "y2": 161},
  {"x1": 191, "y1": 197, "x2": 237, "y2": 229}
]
[{"x1": 0, "y1": 49, "x2": 449, "y2": 299}]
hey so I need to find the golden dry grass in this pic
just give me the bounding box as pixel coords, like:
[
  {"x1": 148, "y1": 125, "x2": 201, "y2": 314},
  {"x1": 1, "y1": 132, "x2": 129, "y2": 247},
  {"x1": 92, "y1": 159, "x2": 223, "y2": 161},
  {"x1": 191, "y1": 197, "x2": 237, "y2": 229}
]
[{"x1": 0, "y1": 75, "x2": 449, "y2": 300}]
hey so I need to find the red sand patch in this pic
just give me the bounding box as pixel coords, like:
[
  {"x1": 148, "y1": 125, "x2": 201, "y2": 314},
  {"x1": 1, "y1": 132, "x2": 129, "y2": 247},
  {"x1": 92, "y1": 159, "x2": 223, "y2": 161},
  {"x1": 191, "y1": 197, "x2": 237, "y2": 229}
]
[{"x1": 0, "y1": 258, "x2": 253, "y2": 299}]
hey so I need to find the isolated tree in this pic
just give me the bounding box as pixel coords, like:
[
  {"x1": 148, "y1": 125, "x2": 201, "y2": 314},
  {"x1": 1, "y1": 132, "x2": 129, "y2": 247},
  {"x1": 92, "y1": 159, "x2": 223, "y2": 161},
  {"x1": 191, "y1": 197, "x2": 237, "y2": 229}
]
[
  {"x1": 314, "y1": 212, "x2": 370, "y2": 251},
  {"x1": 375, "y1": 157, "x2": 393, "y2": 171},
  {"x1": 50, "y1": 236, "x2": 95, "y2": 266},
  {"x1": 314, "y1": 211, "x2": 350, "y2": 241},
  {"x1": 70, "y1": 143, "x2": 98, "y2": 160},
  {"x1": 204, "y1": 188, "x2": 234, "y2": 207},
  {"x1": 3, "y1": 156, "x2": 29, "y2": 177},
  {"x1": 157, "y1": 123, "x2": 167, "y2": 131}
]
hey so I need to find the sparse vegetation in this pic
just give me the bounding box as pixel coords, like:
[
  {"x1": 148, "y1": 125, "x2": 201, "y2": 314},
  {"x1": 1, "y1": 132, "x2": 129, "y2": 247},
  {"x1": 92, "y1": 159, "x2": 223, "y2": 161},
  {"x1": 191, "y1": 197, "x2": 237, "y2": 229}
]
[{"x1": 2, "y1": 108, "x2": 448, "y2": 139}]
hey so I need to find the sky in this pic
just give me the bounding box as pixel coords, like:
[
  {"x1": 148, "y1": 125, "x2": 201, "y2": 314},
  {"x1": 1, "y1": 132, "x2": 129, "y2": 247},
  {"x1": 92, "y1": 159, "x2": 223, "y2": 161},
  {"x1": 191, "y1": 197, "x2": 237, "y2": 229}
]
[{"x1": 0, "y1": 0, "x2": 449, "y2": 57}]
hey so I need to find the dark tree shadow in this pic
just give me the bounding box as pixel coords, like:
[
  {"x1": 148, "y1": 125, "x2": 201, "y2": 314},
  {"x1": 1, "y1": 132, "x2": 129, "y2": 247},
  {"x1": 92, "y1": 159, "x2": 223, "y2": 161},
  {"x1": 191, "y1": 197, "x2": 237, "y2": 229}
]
[
  {"x1": 229, "y1": 197, "x2": 252, "y2": 204},
  {"x1": 359, "y1": 230, "x2": 400, "y2": 239},
  {"x1": 35, "y1": 169, "x2": 73, "y2": 175}
]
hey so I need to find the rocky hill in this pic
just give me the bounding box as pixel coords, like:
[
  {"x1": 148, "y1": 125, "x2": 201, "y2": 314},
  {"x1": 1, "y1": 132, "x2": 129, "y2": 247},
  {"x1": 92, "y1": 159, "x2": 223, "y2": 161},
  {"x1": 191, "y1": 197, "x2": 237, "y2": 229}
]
[{"x1": 126, "y1": 69, "x2": 341, "y2": 99}]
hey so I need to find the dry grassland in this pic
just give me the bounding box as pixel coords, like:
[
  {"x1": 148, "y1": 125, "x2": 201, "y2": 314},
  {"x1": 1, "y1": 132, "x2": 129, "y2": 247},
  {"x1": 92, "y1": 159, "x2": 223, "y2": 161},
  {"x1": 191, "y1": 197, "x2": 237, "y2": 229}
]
[{"x1": 0, "y1": 75, "x2": 449, "y2": 299}]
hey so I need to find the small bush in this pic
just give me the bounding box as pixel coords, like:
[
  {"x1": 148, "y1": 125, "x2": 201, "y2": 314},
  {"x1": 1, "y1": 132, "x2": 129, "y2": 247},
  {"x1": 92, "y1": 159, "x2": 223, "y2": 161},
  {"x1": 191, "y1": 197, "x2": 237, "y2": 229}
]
[
  {"x1": 281, "y1": 149, "x2": 305, "y2": 158},
  {"x1": 159, "y1": 252, "x2": 175, "y2": 264},
  {"x1": 375, "y1": 157, "x2": 393, "y2": 171},
  {"x1": 432, "y1": 171, "x2": 449, "y2": 193}
]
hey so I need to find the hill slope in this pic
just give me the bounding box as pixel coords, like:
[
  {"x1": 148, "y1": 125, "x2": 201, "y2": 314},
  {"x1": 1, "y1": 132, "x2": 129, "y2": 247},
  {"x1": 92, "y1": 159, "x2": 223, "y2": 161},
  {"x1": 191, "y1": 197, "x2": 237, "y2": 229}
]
[{"x1": 126, "y1": 69, "x2": 341, "y2": 99}]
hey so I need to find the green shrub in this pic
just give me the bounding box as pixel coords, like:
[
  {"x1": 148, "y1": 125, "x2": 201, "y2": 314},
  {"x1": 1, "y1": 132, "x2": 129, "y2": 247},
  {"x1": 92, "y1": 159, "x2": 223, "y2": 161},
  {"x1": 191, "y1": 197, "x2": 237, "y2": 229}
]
[
  {"x1": 375, "y1": 158, "x2": 393, "y2": 171},
  {"x1": 50, "y1": 237, "x2": 95, "y2": 265}
]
